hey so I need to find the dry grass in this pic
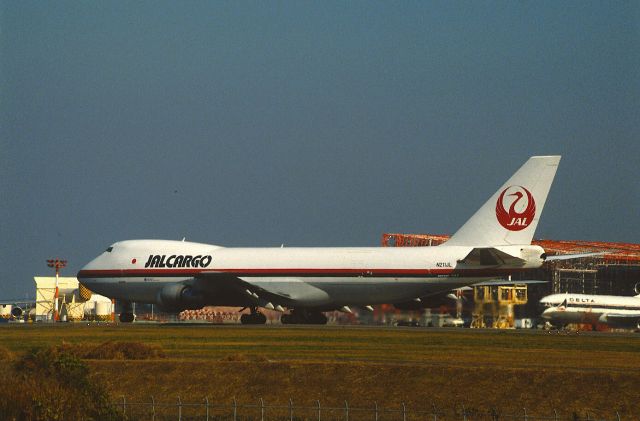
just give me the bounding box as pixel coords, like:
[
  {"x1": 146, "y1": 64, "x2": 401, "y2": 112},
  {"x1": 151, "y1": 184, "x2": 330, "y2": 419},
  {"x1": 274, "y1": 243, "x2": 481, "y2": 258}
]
[
  {"x1": 1, "y1": 324, "x2": 639, "y2": 419},
  {"x1": 220, "y1": 352, "x2": 269, "y2": 362},
  {"x1": 0, "y1": 344, "x2": 125, "y2": 420},
  {"x1": 82, "y1": 341, "x2": 165, "y2": 360},
  {"x1": 0, "y1": 344, "x2": 14, "y2": 361},
  {"x1": 40, "y1": 340, "x2": 166, "y2": 361}
]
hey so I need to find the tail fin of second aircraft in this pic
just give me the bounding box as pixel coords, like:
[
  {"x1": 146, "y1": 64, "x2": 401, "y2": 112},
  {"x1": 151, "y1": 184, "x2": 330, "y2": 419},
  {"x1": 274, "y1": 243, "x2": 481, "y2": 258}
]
[{"x1": 445, "y1": 156, "x2": 561, "y2": 247}]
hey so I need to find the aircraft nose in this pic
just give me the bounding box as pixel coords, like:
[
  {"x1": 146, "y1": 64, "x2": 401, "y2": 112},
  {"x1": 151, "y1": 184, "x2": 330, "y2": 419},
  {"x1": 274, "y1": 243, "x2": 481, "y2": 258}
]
[
  {"x1": 77, "y1": 265, "x2": 92, "y2": 287},
  {"x1": 537, "y1": 301, "x2": 548, "y2": 314},
  {"x1": 77, "y1": 255, "x2": 102, "y2": 285},
  {"x1": 77, "y1": 260, "x2": 91, "y2": 279},
  {"x1": 540, "y1": 307, "x2": 553, "y2": 320}
]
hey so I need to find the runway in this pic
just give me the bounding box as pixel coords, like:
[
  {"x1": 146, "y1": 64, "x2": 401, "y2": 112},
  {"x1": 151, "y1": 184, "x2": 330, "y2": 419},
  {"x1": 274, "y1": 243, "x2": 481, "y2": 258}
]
[{"x1": 3, "y1": 319, "x2": 638, "y2": 337}]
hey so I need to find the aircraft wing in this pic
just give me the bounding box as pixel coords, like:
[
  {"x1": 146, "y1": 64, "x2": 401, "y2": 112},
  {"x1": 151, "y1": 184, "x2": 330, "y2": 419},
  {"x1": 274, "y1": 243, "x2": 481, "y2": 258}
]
[
  {"x1": 196, "y1": 272, "x2": 328, "y2": 308},
  {"x1": 601, "y1": 313, "x2": 640, "y2": 328},
  {"x1": 0, "y1": 300, "x2": 34, "y2": 306}
]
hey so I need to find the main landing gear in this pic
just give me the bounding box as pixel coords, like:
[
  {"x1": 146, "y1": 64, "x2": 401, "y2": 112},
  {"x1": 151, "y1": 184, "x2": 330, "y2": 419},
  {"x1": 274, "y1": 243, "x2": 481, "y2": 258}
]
[
  {"x1": 238, "y1": 308, "x2": 328, "y2": 325},
  {"x1": 240, "y1": 308, "x2": 267, "y2": 325},
  {"x1": 281, "y1": 309, "x2": 327, "y2": 325},
  {"x1": 119, "y1": 301, "x2": 135, "y2": 323},
  {"x1": 119, "y1": 312, "x2": 135, "y2": 323}
]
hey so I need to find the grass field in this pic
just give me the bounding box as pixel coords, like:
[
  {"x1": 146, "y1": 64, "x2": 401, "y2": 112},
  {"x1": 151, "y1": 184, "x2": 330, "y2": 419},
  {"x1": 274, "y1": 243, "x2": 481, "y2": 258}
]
[{"x1": 1, "y1": 323, "x2": 639, "y2": 419}]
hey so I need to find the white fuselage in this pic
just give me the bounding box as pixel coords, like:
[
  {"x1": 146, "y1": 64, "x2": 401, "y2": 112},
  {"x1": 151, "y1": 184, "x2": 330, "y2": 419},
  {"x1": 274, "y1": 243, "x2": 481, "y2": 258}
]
[
  {"x1": 78, "y1": 239, "x2": 544, "y2": 309},
  {"x1": 77, "y1": 156, "x2": 562, "y2": 315},
  {"x1": 540, "y1": 293, "x2": 640, "y2": 326}
]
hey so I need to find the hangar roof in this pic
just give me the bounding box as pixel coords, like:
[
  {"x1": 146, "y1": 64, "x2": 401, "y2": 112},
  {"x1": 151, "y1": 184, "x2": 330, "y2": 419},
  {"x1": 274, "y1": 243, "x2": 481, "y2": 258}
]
[{"x1": 381, "y1": 234, "x2": 640, "y2": 263}]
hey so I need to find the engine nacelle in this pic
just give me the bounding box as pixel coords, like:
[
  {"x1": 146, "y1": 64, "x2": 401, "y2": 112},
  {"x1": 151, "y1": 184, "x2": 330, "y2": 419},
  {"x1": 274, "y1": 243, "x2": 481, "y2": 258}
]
[
  {"x1": 11, "y1": 306, "x2": 23, "y2": 318},
  {"x1": 156, "y1": 283, "x2": 205, "y2": 312}
]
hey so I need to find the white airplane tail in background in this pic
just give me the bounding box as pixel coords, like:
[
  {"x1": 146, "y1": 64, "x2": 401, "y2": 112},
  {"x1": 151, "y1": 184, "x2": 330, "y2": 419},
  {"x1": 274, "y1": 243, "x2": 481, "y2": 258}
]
[{"x1": 445, "y1": 156, "x2": 561, "y2": 247}]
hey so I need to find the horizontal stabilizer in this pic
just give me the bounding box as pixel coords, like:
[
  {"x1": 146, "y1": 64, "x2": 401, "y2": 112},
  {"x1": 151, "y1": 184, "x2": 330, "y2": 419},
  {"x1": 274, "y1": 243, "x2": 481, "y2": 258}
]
[
  {"x1": 459, "y1": 247, "x2": 526, "y2": 267},
  {"x1": 544, "y1": 252, "x2": 606, "y2": 261}
]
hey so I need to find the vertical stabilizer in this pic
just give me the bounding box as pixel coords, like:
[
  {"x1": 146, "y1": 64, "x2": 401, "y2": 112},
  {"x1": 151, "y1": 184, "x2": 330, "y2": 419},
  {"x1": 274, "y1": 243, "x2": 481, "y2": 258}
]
[{"x1": 445, "y1": 156, "x2": 560, "y2": 247}]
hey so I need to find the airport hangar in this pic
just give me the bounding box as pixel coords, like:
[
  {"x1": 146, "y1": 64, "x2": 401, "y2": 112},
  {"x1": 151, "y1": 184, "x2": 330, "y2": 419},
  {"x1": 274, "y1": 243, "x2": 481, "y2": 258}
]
[
  {"x1": 381, "y1": 233, "x2": 640, "y2": 324},
  {"x1": 0, "y1": 278, "x2": 113, "y2": 322}
]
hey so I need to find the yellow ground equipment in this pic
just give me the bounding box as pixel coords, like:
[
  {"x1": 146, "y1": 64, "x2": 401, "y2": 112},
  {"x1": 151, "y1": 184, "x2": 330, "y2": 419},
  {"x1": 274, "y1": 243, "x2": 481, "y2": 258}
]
[{"x1": 471, "y1": 284, "x2": 528, "y2": 329}]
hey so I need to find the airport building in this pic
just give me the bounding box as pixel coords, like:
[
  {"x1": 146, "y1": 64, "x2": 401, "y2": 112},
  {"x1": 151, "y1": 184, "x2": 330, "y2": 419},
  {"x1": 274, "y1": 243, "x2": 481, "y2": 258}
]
[{"x1": 33, "y1": 277, "x2": 113, "y2": 322}]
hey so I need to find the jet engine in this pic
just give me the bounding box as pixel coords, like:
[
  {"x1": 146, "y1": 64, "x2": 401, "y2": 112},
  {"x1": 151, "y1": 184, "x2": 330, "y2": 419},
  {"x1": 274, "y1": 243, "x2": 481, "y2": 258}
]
[
  {"x1": 156, "y1": 283, "x2": 205, "y2": 312},
  {"x1": 11, "y1": 306, "x2": 23, "y2": 318}
]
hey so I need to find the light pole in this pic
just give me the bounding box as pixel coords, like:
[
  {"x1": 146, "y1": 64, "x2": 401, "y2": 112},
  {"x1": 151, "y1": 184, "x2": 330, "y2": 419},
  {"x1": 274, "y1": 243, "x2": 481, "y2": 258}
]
[{"x1": 47, "y1": 258, "x2": 67, "y2": 322}]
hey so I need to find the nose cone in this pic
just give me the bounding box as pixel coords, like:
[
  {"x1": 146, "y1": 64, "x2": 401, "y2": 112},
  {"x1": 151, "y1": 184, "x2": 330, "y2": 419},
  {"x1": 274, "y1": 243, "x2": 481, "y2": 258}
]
[
  {"x1": 538, "y1": 295, "x2": 552, "y2": 306},
  {"x1": 541, "y1": 307, "x2": 554, "y2": 320},
  {"x1": 77, "y1": 265, "x2": 92, "y2": 289},
  {"x1": 77, "y1": 259, "x2": 94, "y2": 280},
  {"x1": 77, "y1": 253, "x2": 105, "y2": 288}
]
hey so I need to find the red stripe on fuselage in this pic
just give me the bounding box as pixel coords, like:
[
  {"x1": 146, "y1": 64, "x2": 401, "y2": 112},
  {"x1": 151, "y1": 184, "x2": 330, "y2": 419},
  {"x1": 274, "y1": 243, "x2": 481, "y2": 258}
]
[{"x1": 77, "y1": 268, "x2": 522, "y2": 278}]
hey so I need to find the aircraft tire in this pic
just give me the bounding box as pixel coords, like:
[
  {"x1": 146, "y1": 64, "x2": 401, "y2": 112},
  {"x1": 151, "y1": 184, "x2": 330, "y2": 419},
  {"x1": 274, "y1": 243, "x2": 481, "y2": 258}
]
[
  {"x1": 119, "y1": 312, "x2": 135, "y2": 323},
  {"x1": 240, "y1": 312, "x2": 267, "y2": 325},
  {"x1": 283, "y1": 310, "x2": 327, "y2": 325},
  {"x1": 281, "y1": 312, "x2": 303, "y2": 324},
  {"x1": 290, "y1": 312, "x2": 306, "y2": 324},
  {"x1": 308, "y1": 312, "x2": 328, "y2": 325}
]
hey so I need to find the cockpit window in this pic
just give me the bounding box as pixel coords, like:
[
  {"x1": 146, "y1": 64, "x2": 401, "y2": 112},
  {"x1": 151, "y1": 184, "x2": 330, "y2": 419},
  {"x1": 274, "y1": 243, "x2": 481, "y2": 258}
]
[{"x1": 105, "y1": 247, "x2": 113, "y2": 253}]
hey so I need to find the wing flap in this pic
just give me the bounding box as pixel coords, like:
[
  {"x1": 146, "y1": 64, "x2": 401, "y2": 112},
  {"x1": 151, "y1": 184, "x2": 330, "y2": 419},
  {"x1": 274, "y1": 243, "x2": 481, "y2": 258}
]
[{"x1": 238, "y1": 277, "x2": 330, "y2": 305}]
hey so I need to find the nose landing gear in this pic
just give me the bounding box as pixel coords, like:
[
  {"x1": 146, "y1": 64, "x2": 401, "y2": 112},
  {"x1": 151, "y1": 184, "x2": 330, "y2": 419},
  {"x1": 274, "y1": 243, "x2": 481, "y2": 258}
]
[
  {"x1": 118, "y1": 301, "x2": 135, "y2": 323},
  {"x1": 119, "y1": 312, "x2": 135, "y2": 323}
]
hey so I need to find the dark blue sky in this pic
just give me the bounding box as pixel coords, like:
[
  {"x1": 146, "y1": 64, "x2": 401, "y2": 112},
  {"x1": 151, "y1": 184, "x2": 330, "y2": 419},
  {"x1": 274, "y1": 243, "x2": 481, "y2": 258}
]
[{"x1": 1, "y1": 1, "x2": 638, "y2": 299}]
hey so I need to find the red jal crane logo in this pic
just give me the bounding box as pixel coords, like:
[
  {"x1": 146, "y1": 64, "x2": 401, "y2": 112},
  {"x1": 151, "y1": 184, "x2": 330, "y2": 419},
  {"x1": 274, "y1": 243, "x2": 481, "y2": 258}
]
[{"x1": 495, "y1": 186, "x2": 536, "y2": 231}]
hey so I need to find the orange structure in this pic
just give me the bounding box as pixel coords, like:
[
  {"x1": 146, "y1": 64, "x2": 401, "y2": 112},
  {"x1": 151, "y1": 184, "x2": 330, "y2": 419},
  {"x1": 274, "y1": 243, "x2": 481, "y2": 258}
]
[
  {"x1": 382, "y1": 233, "x2": 640, "y2": 319},
  {"x1": 382, "y1": 233, "x2": 640, "y2": 264}
]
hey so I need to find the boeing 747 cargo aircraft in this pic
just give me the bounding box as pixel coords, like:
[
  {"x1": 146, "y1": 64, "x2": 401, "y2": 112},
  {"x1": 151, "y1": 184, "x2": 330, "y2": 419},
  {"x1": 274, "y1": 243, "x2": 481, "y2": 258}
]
[{"x1": 78, "y1": 156, "x2": 561, "y2": 324}]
